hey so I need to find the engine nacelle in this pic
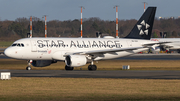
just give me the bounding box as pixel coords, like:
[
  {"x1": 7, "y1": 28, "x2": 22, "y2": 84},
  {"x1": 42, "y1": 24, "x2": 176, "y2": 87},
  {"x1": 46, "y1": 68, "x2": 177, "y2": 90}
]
[
  {"x1": 65, "y1": 55, "x2": 87, "y2": 67},
  {"x1": 151, "y1": 46, "x2": 160, "y2": 53},
  {"x1": 31, "y1": 60, "x2": 56, "y2": 67},
  {"x1": 160, "y1": 46, "x2": 166, "y2": 51}
]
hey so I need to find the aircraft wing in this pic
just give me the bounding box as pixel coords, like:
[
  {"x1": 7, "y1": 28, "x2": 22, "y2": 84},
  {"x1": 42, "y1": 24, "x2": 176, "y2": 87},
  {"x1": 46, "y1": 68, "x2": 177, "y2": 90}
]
[
  {"x1": 64, "y1": 41, "x2": 169, "y2": 56},
  {"x1": 143, "y1": 42, "x2": 171, "y2": 47},
  {"x1": 64, "y1": 46, "x2": 145, "y2": 56}
]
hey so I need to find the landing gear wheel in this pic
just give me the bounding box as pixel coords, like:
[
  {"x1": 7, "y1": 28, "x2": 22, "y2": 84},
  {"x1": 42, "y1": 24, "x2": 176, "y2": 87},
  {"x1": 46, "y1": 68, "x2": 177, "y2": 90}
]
[
  {"x1": 26, "y1": 66, "x2": 31, "y2": 70},
  {"x1": 26, "y1": 60, "x2": 32, "y2": 70},
  {"x1": 88, "y1": 65, "x2": 92, "y2": 70},
  {"x1": 65, "y1": 65, "x2": 74, "y2": 70},
  {"x1": 88, "y1": 65, "x2": 97, "y2": 71}
]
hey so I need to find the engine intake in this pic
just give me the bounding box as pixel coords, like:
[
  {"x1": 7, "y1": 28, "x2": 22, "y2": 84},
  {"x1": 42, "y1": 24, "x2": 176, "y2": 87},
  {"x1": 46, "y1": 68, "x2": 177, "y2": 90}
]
[{"x1": 65, "y1": 55, "x2": 87, "y2": 67}]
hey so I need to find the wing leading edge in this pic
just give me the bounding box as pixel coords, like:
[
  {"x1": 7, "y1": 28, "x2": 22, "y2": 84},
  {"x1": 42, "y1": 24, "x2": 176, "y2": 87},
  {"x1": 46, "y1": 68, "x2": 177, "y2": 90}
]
[{"x1": 64, "y1": 46, "x2": 144, "y2": 56}]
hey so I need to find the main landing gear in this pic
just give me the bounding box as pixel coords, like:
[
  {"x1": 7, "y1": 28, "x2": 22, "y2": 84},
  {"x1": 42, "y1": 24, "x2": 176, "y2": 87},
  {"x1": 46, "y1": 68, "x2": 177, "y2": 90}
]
[
  {"x1": 26, "y1": 60, "x2": 32, "y2": 70},
  {"x1": 64, "y1": 62, "x2": 97, "y2": 71},
  {"x1": 65, "y1": 65, "x2": 74, "y2": 70},
  {"x1": 88, "y1": 65, "x2": 97, "y2": 71},
  {"x1": 88, "y1": 61, "x2": 97, "y2": 71}
]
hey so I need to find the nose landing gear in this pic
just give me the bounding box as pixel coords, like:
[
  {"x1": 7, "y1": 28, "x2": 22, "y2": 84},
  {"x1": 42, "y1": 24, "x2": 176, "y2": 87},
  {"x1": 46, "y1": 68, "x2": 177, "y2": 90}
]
[
  {"x1": 26, "y1": 60, "x2": 32, "y2": 70},
  {"x1": 26, "y1": 66, "x2": 31, "y2": 70}
]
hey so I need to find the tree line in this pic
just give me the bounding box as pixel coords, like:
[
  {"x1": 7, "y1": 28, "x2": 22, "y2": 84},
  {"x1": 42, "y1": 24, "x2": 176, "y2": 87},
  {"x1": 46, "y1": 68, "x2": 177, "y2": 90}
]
[{"x1": 0, "y1": 17, "x2": 180, "y2": 41}]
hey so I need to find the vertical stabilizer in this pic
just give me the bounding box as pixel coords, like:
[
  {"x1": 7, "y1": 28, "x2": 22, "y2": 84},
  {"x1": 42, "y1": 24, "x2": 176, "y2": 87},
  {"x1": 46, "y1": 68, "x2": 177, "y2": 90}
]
[{"x1": 125, "y1": 7, "x2": 156, "y2": 40}]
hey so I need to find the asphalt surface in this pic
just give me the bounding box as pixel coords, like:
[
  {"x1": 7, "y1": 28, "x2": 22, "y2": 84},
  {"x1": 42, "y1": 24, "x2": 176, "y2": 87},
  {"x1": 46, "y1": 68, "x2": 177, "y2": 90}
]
[
  {"x1": 0, "y1": 48, "x2": 5, "y2": 51},
  {"x1": 0, "y1": 70, "x2": 180, "y2": 79}
]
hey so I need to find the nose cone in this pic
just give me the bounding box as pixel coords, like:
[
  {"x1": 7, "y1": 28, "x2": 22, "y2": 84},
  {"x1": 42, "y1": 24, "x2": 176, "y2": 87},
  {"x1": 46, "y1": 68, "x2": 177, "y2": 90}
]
[{"x1": 4, "y1": 48, "x2": 12, "y2": 57}]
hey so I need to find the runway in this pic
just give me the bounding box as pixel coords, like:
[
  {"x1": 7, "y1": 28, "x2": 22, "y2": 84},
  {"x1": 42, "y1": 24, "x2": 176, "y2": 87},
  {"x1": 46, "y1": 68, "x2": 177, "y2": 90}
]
[
  {"x1": 0, "y1": 70, "x2": 180, "y2": 79},
  {"x1": 0, "y1": 48, "x2": 5, "y2": 51}
]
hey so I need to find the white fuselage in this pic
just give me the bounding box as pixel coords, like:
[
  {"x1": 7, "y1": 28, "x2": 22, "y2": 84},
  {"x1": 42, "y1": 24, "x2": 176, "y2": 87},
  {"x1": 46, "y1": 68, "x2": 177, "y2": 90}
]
[{"x1": 5, "y1": 37, "x2": 151, "y2": 61}]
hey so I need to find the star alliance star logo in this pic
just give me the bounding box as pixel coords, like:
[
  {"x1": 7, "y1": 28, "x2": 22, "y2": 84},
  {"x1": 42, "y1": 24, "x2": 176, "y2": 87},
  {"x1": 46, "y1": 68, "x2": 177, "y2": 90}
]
[{"x1": 137, "y1": 20, "x2": 150, "y2": 35}]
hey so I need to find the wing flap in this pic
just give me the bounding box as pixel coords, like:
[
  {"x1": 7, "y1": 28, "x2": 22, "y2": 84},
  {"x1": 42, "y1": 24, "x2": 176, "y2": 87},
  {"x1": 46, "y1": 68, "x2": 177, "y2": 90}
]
[{"x1": 143, "y1": 42, "x2": 171, "y2": 47}]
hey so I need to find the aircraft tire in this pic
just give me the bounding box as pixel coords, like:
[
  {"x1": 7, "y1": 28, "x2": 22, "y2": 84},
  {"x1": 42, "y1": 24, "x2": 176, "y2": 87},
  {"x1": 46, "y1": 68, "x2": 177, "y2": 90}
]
[
  {"x1": 88, "y1": 65, "x2": 97, "y2": 71},
  {"x1": 26, "y1": 66, "x2": 31, "y2": 70},
  {"x1": 88, "y1": 65, "x2": 92, "y2": 70},
  {"x1": 65, "y1": 65, "x2": 74, "y2": 70}
]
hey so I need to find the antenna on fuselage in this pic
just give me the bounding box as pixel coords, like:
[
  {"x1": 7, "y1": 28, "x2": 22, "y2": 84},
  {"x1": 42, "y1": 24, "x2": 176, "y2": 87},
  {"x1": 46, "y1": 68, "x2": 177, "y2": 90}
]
[
  {"x1": 80, "y1": 6, "x2": 85, "y2": 38},
  {"x1": 114, "y1": 5, "x2": 119, "y2": 38}
]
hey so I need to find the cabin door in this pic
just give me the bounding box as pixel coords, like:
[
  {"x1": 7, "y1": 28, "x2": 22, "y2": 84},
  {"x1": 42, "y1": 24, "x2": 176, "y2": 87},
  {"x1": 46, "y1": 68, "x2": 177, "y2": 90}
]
[{"x1": 30, "y1": 40, "x2": 37, "y2": 52}]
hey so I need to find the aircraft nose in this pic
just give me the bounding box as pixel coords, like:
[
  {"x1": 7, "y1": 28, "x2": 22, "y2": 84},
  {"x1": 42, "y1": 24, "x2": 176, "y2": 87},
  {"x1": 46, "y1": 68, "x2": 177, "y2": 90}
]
[{"x1": 4, "y1": 48, "x2": 12, "y2": 57}]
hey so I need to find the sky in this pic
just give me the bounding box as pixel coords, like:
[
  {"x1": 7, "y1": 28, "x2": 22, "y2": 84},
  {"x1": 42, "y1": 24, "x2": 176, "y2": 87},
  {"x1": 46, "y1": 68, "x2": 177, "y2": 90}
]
[{"x1": 0, "y1": 0, "x2": 179, "y2": 21}]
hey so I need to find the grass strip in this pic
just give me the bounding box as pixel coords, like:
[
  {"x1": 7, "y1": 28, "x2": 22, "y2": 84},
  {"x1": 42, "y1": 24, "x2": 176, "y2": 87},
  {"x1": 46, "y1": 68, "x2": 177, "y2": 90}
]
[
  {"x1": 0, "y1": 41, "x2": 13, "y2": 47},
  {"x1": 0, "y1": 78, "x2": 180, "y2": 101}
]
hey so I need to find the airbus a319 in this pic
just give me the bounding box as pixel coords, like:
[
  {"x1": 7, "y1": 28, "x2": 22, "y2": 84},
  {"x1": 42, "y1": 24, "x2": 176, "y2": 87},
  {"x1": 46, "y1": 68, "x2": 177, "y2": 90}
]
[{"x1": 5, "y1": 7, "x2": 158, "y2": 71}]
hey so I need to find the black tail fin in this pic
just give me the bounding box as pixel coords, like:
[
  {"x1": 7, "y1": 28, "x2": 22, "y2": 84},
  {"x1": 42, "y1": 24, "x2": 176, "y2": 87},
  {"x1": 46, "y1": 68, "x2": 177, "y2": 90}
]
[{"x1": 125, "y1": 7, "x2": 156, "y2": 40}]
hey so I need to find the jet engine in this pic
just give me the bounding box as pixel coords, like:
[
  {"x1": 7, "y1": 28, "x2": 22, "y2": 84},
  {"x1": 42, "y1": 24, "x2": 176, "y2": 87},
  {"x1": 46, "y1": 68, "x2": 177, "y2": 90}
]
[
  {"x1": 65, "y1": 55, "x2": 87, "y2": 67},
  {"x1": 31, "y1": 60, "x2": 57, "y2": 67},
  {"x1": 160, "y1": 45, "x2": 166, "y2": 51},
  {"x1": 151, "y1": 46, "x2": 160, "y2": 53}
]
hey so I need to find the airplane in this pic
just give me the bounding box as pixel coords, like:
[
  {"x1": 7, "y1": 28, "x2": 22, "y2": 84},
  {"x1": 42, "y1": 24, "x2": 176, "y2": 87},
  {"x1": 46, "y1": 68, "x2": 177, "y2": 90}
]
[
  {"x1": 4, "y1": 7, "x2": 158, "y2": 71},
  {"x1": 151, "y1": 38, "x2": 180, "y2": 53}
]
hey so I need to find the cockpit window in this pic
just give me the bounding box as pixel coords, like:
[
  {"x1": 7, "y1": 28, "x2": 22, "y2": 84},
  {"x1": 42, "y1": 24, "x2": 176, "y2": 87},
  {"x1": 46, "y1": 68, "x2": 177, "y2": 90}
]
[
  {"x1": 12, "y1": 44, "x2": 17, "y2": 46},
  {"x1": 21, "y1": 44, "x2": 24, "y2": 47},
  {"x1": 17, "y1": 44, "x2": 20, "y2": 46},
  {"x1": 11, "y1": 43, "x2": 25, "y2": 47}
]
